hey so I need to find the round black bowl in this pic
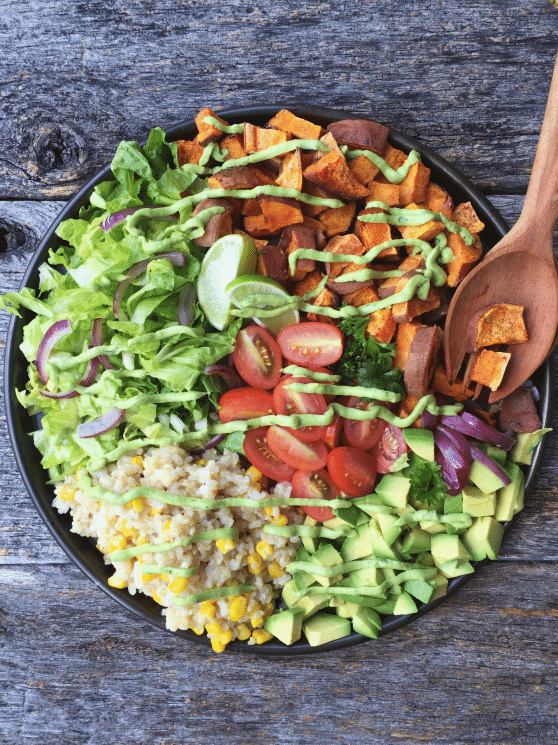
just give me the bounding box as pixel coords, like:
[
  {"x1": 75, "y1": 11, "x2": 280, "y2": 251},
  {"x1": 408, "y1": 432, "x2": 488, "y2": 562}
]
[{"x1": 5, "y1": 106, "x2": 554, "y2": 655}]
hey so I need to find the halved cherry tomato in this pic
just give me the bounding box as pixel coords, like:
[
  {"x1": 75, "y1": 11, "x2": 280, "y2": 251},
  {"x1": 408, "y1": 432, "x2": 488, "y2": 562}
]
[
  {"x1": 291, "y1": 469, "x2": 340, "y2": 522},
  {"x1": 273, "y1": 375, "x2": 327, "y2": 443},
  {"x1": 243, "y1": 427, "x2": 295, "y2": 482},
  {"x1": 304, "y1": 366, "x2": 336, "y2": 404},
  {"x1": 218, "y1": 387, "x2": 275, "y2": 424},
  {"x1": 266, "y1": 425, "x2": 328, "y2": 471},
  {"x1": 327, "y1": 446, "x2": 377, "y2": 498},
  {"x1": 375, "y1": 423, "x2": 409, "y2": 474},
  {"x1": 322, "y1": 412, "x2": 343, "y2": 450},
  {"x1": 276, "y1": 322, "x2": 344, "y2": 367},
  {"x1": 343, "y1": 396, "x2": 387, "y2": 450},
  {"x1": 232, "y1": 326, "x2": 282, "y2": 390}
]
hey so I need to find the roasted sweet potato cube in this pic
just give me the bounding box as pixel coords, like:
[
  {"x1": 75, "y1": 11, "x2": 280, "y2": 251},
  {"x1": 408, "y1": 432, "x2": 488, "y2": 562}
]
[
  {"x1": 305, "y1": 285, "x2": 341, "y2": 326},
  {"x1": 397, "y1": 394, "x2": 423, "y2": 427},
  {"x1": 345, "y1": 286, "x2": 396, "y2": 343},
  {"x1": 267, "y1": 110, "x2": 323, "y2": 140},
  {"x1": 256, "y1": 243, "x2": 289, "y2": 287},
  {"x1": 192, "y1": 198, "x2": 234, "y2": 247},
  {"x1": 431, "y1": 365, "x2": 474, "y2": 401},
  {"x1": 301, "y1": 181, "x2": 336, "y2": 216},
  {"x1": 243, "y1": 213, "x2": 278, "y2": 238},
  {"x1": 348, "y1": 154, "x2": 380, "y2": 186},
  {"x1": 281, "y1": 224, "x2": 317, "y2": 281},
  {"x1": 244, "y1": 122, "x2": 290, "y2": 153},
  {"x1": 324, "y1": 233, "x2": 367, "y2": 279},
  {"x1": 240, "y1": 198, "x2": 263, "y2": 216},
  {"x1": 325, "y1": 119, "x2": 389, "y2": 155},
  {"x1": 220, "y1": 133, "x2": 248, "y2": 161},
  {"x1": 293, "y1": 270, "x2": 324, "y2": 298},
  {"x1": 276, "y1": 148, "x2": 303, "y2": 191},
  {"x1": 453, "y1": 202, "x2": 485, "y2": 235},
  {"x1": 422, "y1": 183, "x2": 453, "y2": 220},
  {"x1": 470, "y1": 303, "x2": 528, "y2": 351},
  {"x1": 258, "y1": 196, "x2": 304, "y2": 233},
  {"x1": 249, "y1": 164, "x2": 277, "y2": 186},
  {"x1": 356, "y1": 208, "x2": 398, "y2": 260},
  {"x1": 176, "y1": 137, "x2": 205, "y2": 166},
  {"x1": 470, "y1": 349, "x2": 511, "y2": 391},
  {"x1": 399, "y1": 203, "x2": 445, "y2": 243},
  {"x1": 445, "y1": 232, "x2": 483, "y2": 287},
  {"x1": 318, "y1": 201, "x2": 356, "y2": 237},
  {"x1": 195, "y1": 107, "x2": 229, "y2": 147},
  {"x1": 378, "y1": 255, "x2": 425, "y2": 299},
  {"x1": 302, "y1": 214, "x2": 327, "y2": 234},
  {"x1": 367, "y1": 180, "x2": 400, "y2": 207},
  {"x1": 207, "y1": 166, "x2": 261, "y2": 190},
  {"x1": 391, "y1": 281, "x2": 441, "y2": 323},
  {"x1": 398, "y1": 162, "x2": 431, "y2": 207},
  {"x1": 303, "y1": 150, "x2": 369, "y2": 200},
  {"x1": 374, "y1": 145, "x2": 407, "y2": 183},
  {"x1": 403, "y1": 325, "x2": 443, "y2": 398},
  {"x1": 394, "y1": 321, "x2": 424, "y2": 371}
]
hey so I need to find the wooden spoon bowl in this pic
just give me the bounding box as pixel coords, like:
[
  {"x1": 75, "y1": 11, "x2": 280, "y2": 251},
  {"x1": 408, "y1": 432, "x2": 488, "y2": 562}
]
[{"x1": 445, "y1": 52, "x2": 558, "y2": 403}]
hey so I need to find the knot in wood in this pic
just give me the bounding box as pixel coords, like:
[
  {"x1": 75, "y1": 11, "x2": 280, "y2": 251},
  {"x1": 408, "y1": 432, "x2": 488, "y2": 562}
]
[
  {"x1": 34, "y1": 124, "x2": 82, "y2": 173},
  {"x1": 0, "y1": 218, "x2": 27, "y2": 256}
]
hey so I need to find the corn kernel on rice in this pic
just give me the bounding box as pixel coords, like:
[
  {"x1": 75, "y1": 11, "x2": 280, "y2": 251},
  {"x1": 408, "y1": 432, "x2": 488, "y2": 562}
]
[{"x1": 53, "y1": 446, "x2": 303, "y2": 648}]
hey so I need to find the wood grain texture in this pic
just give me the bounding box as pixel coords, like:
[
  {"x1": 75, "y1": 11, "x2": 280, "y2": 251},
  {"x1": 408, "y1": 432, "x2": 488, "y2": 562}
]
[{"x1": 2, "y1": 1, "x2": 558, "y2": 743}]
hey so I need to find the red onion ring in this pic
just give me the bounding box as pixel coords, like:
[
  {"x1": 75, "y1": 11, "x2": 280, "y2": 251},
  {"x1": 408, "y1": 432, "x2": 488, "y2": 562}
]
[
  {"x1": 435, "y1": 448, "x2": 463, "y2": 496},
  {"x1": 470, "y1": 445, "x2": 511, "y2": 487},
  {"x1": 36, "y1": 320, "x2": 73, "y2": 383},
  {"x1": 203, "y1": 364, "x2": 244, "y2": 390},
  {"x1": 189, "y1": 433, "x2": 227, "y2": 456},
  {"x1": 77, "y1": 407, "x2": 125, "y2": 438},
  {"x1": 92, "y1": 318, "x2": 114, "y2": 370},
  {"x1": 441, "y1": 413, "x2": 514, "y2": 451},
  {"x1": 420, "y1": 410, "x2": 439, "y2": 431},
  {"x1": 434, "y1": 429, "x2": 472, "y2": 494},
  {"x1": 100, "y1": 205, "x2": 178, "y2": 232},
  {"x1": 113, "y1": 252, "x2": 188, "y2": 319},
  {"x1": 178, "y1": 284, "x2": 196, "y2": 326}
]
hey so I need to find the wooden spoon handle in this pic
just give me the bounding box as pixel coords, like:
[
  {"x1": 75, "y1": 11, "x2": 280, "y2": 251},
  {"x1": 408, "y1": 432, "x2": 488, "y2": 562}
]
[{"x1": 518, "y1": 51, "x2": 558, "y2": 241}]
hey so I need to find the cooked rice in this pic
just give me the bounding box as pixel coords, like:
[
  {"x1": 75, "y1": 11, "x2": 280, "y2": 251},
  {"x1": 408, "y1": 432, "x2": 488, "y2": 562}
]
[{"x1": 53, "y1": 445, "x2": 304, "y2": 651}]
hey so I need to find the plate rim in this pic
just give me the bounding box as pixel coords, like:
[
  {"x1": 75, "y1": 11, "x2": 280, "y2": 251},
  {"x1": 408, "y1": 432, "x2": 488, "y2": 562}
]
[{"x1": 4, "y1": 104, "x2": 554, "y2": 656}]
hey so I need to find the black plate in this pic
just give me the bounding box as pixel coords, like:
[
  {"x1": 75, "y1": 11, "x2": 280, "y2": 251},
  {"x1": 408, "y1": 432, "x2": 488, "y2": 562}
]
[{"x1": 5, "y1": 106, "x2": 554, "y2": 655}]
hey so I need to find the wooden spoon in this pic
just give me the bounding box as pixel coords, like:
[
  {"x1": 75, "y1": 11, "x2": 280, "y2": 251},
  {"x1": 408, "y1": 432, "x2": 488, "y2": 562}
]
[{"x1": 444, "y1": 51, "x2": 558, "y2": 404}]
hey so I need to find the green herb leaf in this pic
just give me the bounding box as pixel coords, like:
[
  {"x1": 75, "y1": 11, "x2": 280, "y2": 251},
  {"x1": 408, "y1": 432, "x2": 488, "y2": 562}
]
[{"x1": 406, "y1": 455, "x2": 447, "y2": 507}]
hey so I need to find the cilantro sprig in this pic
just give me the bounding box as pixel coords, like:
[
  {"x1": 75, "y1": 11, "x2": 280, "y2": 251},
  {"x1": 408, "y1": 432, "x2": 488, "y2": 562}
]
[{"x1": 407, "y1": 456, "x2": 447, "y2": 507}]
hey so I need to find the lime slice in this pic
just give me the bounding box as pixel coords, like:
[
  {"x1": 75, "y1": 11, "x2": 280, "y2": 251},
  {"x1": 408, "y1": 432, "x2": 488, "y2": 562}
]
[
  {"x1": 225, "y1": 274, "x2": 300, "y2": 335},
  {"x1": 197, "y1": 234, "x2": 258, "y2": 330}
]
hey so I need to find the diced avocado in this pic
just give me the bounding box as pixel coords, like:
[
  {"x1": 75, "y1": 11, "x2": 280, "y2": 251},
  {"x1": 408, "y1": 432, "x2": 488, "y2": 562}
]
[
  {"x1": 392, "y1": 591, "x2": 418, "y2": 615},
  {"x1": 348, "y1": 564, "x2": 384, "y2": 588},
  {"x1": 419, "y1": 519, "x2": 447, "y2": 534},
  {"x1": 264, "y1": 608, "x2": 304, "y2": 646},
  {"x1": 322, "y1": 516, "x2": 348, "y2": 531},
  {"x1": 444, "y1": 493, "x2": 463, "y2": 515},
  {"x1": 309, "y1": 543, "x2": 343, "y2": 587},
  {"x1": 281, "y1": 579, "x2": 299, "y2": 608},
  {"x1": 301, "y1": 515, "x2": 321, "y2": 554},
  {"x1": 375, "y1": 473, "x2": 411, "y2": 511},
  {"x1": 511, "y1": 429, "x2": 552, "y2": 465},
  {"x1": 341, "y1": 522, "x2": 374, "y2": 562},
  {"x1": 400, "y1": 526, "x2": 431, "y2": 554},
  {"x1": 461, "y1": 484, "x2": 497, "y2": 517},
  {"x1": 468, "y1": 459, "x2": 509, "y2": 493},
  {"x1": 382, "y1": 567, "x2": 402, "y2": 595},
  {"x1": 415, "y1": 551, "x2": 436, "y2": 567},
  {"x1": 404, "y1": 578, "x2": 434, "y2": 604},
  {"x1": 477, "y1": 443, "x2": 507, "y2": 465},
  {"x1": 461, "y1": 515, "x2": 505, "y2": 561},
  {"x1": 368, "y1": 519, "x2": 402, "y2": 560},
  {"x1": 303, "y1": 612, "x2": 352, "y2": 646},
  {"x1": 376, "y1": 511, "x2": 403, "y2": 547},
  {"x1": 494, "y1": 462, "x2": 525, "y2": 520},
  {"x1": 332, "y1": 503, "x2": 369, "y2": 527},
  {"x1": 293, "y1": 546, "x2": 317, "y2": 592},
  {"x1": 403, "y1": 428, "x2": 435, "y2": 461},
  {"x1": 430, "y1": 533, "x2": 472, "y2": 565},
  {"x1": 281, "y1": 581, "x2": 330, "y2": 619},
  {"x1": 372, "y1": 597, "x2": 397, "y2": 615},
  {"x1": 352, "y1": 494, "x2": 386, "y2": 517},
  {"x1": 430, "y1": 572, "x2": 449, "y2": 601},
  {"x1": 352, "y1": 606, "x2": 382, "y2": 638},
  {"x1": 436, "y1": 559, "x2": 475, "y2": 578},
  {"x1": 333, "y1": 600, "x2": 361, "y2": 618}
]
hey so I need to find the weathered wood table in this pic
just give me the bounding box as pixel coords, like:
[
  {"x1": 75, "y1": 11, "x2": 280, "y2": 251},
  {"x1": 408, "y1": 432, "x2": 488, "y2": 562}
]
[{"x1": 2, "y1": 2, "x2": 558, "y2": 743}]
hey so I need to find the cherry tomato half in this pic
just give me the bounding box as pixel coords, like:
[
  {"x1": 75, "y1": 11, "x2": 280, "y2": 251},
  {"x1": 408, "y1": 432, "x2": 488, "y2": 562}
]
[
  {"x1": 273, "y1": 375, "x2": 327, "y2": 443},
  {"x1": 277, "y1": 322, "x2": 344, "y2": 367},
  {"x1": 343, "y1": 396, "x2": 387, "y2": 450},
  {"x1": 232, "y1": 326, "x2": 282, "y2": 390},
  {"x1": 375, "y1": 423, "x2": 409, "y2": 474},
  {"x1": 266, "y1": 425, "x2": 328, "y2": 471},
  {"x1": 303, "y1": 366, "x2": 336, "y2": 404},
  {"x1": 218, "y1": 387, "x2": 275, "y2": 424},
  {"x1": 291, "y1": 469, "x2": 340, "y2": 522},
  {"x1": 322, "y1": 412, "x2": 343, "y2": 450},
  {"x1": 243, "y1": 427, "x2": 295, "y2": 482},
  {"x1": 327, "y1": 446, "x2": 377, "y2": 498}
]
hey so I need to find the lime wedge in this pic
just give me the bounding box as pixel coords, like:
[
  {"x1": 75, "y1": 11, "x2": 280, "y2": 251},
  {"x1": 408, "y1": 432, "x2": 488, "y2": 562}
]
[
  {"x1": 225, "y1": 274, "x2": 300, "y2": 335},
  {"x1": 197, "y1": 234, "x2": 258, "y2": 330}
]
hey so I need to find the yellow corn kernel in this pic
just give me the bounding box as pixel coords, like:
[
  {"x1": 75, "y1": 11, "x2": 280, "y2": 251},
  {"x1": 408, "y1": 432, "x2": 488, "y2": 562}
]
[
  {"x1": 205, "y1": 622, "x2": 223, "y2": 636},
  {"x1": 108, "y1": 535, "x2": 127, "y2": 552},
  {"x1": 216, "y1": 538, "x2": 235, "y2": 554},
  {"x1": 247, "y1": 552, "x2": 264, "y2": 575},
  {"x1": 108, "y1": 575, "x2": 127, "y2": 589},
  {"x1": 131, "y1": 456, "x2": 144, "y2": 467},
  {"x1": 191, "y1": 625, "x2": 205, "y2": 635},
  {"x1": 136, "y1": 536, "x2": 148, "y2": 546},
  {"x1": 120, "y1": 521, "x2": 138, "y2": 539},
  {"x1": 246, "y1": 466, "x2": 263, "y2": 491},
  {"x1": 210, "y1": 636, "x2": 226, "y2": 653},
  {"x1": 141, "y1": 572, "x2": 157, "y2": 582},
  {"x1": 221, "y1": 629, "x2": 235, "y2": 645},
  {"x1": 196, "y1": 458, "x2": 208, "y2": 467},
  {"x1": 162, "y1": 520, "x2": 172, "y2": 532},
  {"x1": 252, "y1": 629, "x2": 273, "y2": 645},
  {"x1": 250, "y1": 613, "x2": 264, "y2": 628},
  {"x1": 255, "y1": 541, "x2": 273, "y2": 560},
  {"x1": 271, "y1": 514, "x2": 289, "y2": 527},
  {"x1": 127, "y1": 496, "x2": 146, "y2": 514},
  {"x1": 160, "y1": 574, "x2": 170, "y2": 582},
  {"x1": 152, "y1": 591, "x2": 165, "y2": 605},
  {"x1": 267, "y1": 560, "x2": 284, "y2": 579},
  {"x1": 57, "y1": 486, "x2": 76, "y2": 502},
  {"x1": 168, "y1": 576, "x2": 189, "y2": 594},
  {"x1": 228, "y1": 596, "x2": 248, "y2": 622},
  {"x1": 149, "y1": 506, "x2": 164, "y2": 516},
  {"x1": 200, "y1": 600, "x2": 216, "y2": 619},
  {"x1": 236, "y1": 623, "x2": 251, "y2": 641},
  {"x1": 250, "y1": 599, "x2": 262, "y2": 613},
  {"x1": 264, "y1": 507, "x2": 274, "y2": 516}
]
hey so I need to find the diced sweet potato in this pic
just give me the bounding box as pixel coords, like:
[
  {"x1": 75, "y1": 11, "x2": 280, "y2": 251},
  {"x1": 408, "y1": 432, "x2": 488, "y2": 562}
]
[
  {"x1": 452, "y1": 202, "x2": 485, "y2": 235},
  {"x1": 293, "y1": 270, "x2": 324, "y2": 298},
  {"x1": 431, "y1": 365, "x2": 474, "y2": 401},
  {"x1": 325, "y1": 119, "x2": 390, "y2": 154},
  {"x1": 220, "y1": 133, "x2": 247, "y2": 161},
  {"x1": 276, "y1": 148, "x2": 303, "y2": 191},
  {"x1": 391, "y1": 281, "x2": 441, "y2": 324},
  {"x1": 398, "y1": 203, "x2": 445, "y2": 243},
  {"x1": 243, "y1": 213, "x2": 278, "y2": 237},
  {"x1": 394, "y1": 321, "x2": 424, "y2": 371},
  {"x1": 249, "y1": 164, "x2": 278, "y2": 185},
  {"x1": 469, "y1": 303, "x2": 528, "y2": 351},
  {"x1": 398, "y1": 394, "x2": 423, "y2": 427},
  {"x1": 367, "y1": 180, "x2": 400, "y2": 207},
  {"x1": 398, "y1": 162, "x2": 431, "y2": 207},
  {"x1": 267, "y1": 110, "x2": 323, "y2": 140},
  {"x1": 176, "y1": 138, "x2": 205, "y2": 166},
  {"x1": 403, "y1": 325, "x2": 443, "y2": 398},
  {"x1": 244, "y1": 122, "x2": 290, "y2": 153},
  {"x1": 301, "y1": 181, "x2": 337, "y2": 216},
  {"x1": 374, "y1": 145, "x2": 407, "y2": 183},
  {"x1": 192, "y1": 198, "x2": 234, "y2": 247},
  {"x1": 256, "y1": 243, "x2": 289, "y2": 287},
  {"x1": 422, "y1": 183, "x2": 453, "y2": 220},
  {"x1": 240, "y1": 198, "x2": 262, "y2": 216},
  {"x1": 280, "y1": 224, "x2": 317, "y2": 281},
  {"x1": 257, "y1": 196, "x2": 304, "y2": 234},
  {"x1": 306, "y1": 286, "x2": 341, "y2": 326},
  {"x1": 498, "y1": 387, "x2": 541, "y2": 433},
  {"x1": 207, "y1": 166, "x2": 261, "y2": 190},
  {"x1": 377, "y1": 255, "x2": 425, "y2": 299},
  {"x1": 348, "y1": 154, "x2": 380, "y2": 186},
  {"x1": 195, "y1": 107, "x2": 228, "y2": 147},
  {"x1": 318, "y1": 201, "x2": 356, "y2": 237},
  {"x1": 356, "y1": 208, "x2": 398, "y2": 260},
  {"x1": 445, "y1": 232, "x2": 483, "y2": 288},
  {"x1": 303, "y1": 150, "x2": 369, "y2": 200},
  {"x1": 344, "y1": 286, "x2": 396, "y2": 343},
  {"x1": 324, "y1": 233, "x2": 367, "y2": 279},
  {"x1": 470, "y1": 349, "x2": 511, "y2": 391}
]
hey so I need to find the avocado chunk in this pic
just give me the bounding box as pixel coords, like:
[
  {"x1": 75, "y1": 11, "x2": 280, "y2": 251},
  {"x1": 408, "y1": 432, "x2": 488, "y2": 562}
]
[
  {"x1": 510, "y1": 429, "x2": 552, "y2": 465},
  {"x1": 352, "y1": 606, "x2": 382, "y2": 638},
  {"x1": 375, "y1": 473, "x2": 411, "y2": 511},
  {"x1": 309, "y1": 543, "x2": 344, "y2": 587},
  {"x1": 461, "y1": 484, "x2": 497, "y2": 517},
  {"x1": 376, "y1": 511, "x2": 403, "y2": 547},
  {"x1": 368, "y1": 519, "x2": 403, "y2": 560},
  {"x1": 392, "y1": 591, "x2": 418, "y2": 615},
  {"x1": 477, "y1": 443, "x2": 507, "y2": 465},
  {"x1": 430, "y1": 572, "x2": 449, "y2": 601},
  {"x1": 436, "y1": 559, "x2": 475, "y2": 578},
  {"x1": 264, "y1": 608, "x2": 304, "y2": 646},
  {"x1": 301, "y1": 515, "x2": 321, "y2": 554},
  {"x1": 468, "y1": 459, "x2": 510, "y2": 493},
  {"x1": 332, "y1": 503, "x2": 369, "y2": 527},
  {"x1": 461, "y1": 515, "x2": 505, "y2": 561},
  {"x1": 404, "y1": 578, "x2": 434, "y2": 604},
  {"x1": 443, "y1": 493, "x2": 463, "y2": 515},
  {"x1": 348, "y1": 563, "x2": 384, "y2": 588},
  {"x1": 495, "y1": 462, "x2": 525, "y2": 521},
  {"x1": 281, "y1": 580, "x2": 329, "y2": 619},
  {"x1": 293, "y1": 546, "x2": 317, "y2": 592},
  {"x1": 341, "y1": 521, "x2": 374, "y2": 562},
  {"x1": 303, "y1": 612, "x2": 352, "y2": 646},
  {"x1": 430, "y1": 533, "x2": 472, "y2": 566},
  {"x1": 403, "y1": 428, "x2": 435, "y2": 461},
  {"x1": 400, "y1": 526, "x2": 431, "y2": 554},
  {"x1": 333, "y1": 600, "x2": 362, "y2": 618}
]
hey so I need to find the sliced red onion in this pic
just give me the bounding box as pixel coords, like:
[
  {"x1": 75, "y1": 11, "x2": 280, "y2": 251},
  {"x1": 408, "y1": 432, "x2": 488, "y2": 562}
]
[
  {"x1": 92, "y1": 318, "x2": 114, "y2": 370},
  {"x1": 189, "y1": 433, "x2": 227, "y2": 456},
  {"x1": 437, "y1": 424, "x2": 473, "y2": 464},
  {"x1": 100, "y1": 205, "x2": 177, "y2": 232},
  {"x1": 441, "y1": 412, "x2": 514, "y2": 451},
  {"x1": 80, "y1": 347, "x2": 100, "y2": 387},
  {"x1": 113, "y1": 251, "x2": 188, "y2": 319},
  {"x1": 40, "y1": 389, "x2": 80, "y2": 400},
  {"x1": 420, "y1": 409, "x2": 439, "y2": 431},
  {"x1": 77, "y1": 407, "x2": 125, "y2": 438},
  {"x1": 435, "y1": 448, "x2": 463, "y2": 496},
  {"x1": 434, "y1": 429, "x2": 472, "y2": 495},
  {"x1": 178, "y1": 284, "x2": 196, "y2": 326},
  {"x1": 203, "y1": 364, "x2": 244, "y2": 390},
  {"x1": 470, "y1": 445, "x2": 511, "y2": 487},
  {"x1": 36, "y1": 320, "x2": 73, "y2": 383}
]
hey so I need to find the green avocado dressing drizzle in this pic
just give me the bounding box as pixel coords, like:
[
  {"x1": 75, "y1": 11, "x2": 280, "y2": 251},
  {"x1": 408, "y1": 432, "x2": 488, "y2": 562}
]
[
  {"x1": 282, "y1": 365, "x2": 341, "y2": 382},
  {"x1": 172, "y1": 584, "x2": 257, "y2": 607},
  {"x1": 109, "y1": 527, "x2": 240, "y2": 561},
  {"x1": 346, "y1": 148, "x2": 421, "y2": 183},
  {"x1": 140, "y1": 564, "x2": 200, "y2": 578},
  {"x1": 202, "y1": 116, "x2": 245, "y2": 134}
]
